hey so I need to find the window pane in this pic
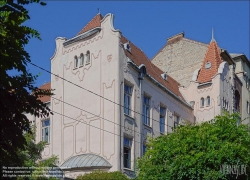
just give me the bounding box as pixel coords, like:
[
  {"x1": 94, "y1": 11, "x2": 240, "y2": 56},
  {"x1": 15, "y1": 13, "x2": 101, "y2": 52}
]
[
  {"x1": 124, "y1": 147, "x2": 131, "y2": 168},
  {"x1": 124, "y1": 137, "x2": 131, "y2": 147}
]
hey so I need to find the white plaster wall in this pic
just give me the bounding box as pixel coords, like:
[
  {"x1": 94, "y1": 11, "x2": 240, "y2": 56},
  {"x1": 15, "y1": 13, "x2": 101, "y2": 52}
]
[
  {"x1": 180, "y1": 62, "x2": 234, "y2": 123},
  {"x1": 46, "y1": 14, "x2": 122, "y2": 175}
]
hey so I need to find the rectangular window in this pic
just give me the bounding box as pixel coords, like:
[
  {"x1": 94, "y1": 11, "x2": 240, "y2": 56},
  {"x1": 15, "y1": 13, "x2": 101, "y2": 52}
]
[
  {"x1": 160, "y1": 106, "x2": 166, "y2": 133},
  {"x1": 124, "y1": 137, "x2": 132, "y2": 169},
  {"x1": 124, "y1": 84, "x2": 132, "y2": 115},
  {"x1": 42, "y1": 119, "x2": 50, "y2": 143},
  {"x1": 142, "y1": 144, "x2": 147, "y2": 155},
  {"x1": 143, "y1": 96, "x2": 150, "y2": 126},
  {"x1": 174, "y1": 115, "x2": 180, "y2": 128}
]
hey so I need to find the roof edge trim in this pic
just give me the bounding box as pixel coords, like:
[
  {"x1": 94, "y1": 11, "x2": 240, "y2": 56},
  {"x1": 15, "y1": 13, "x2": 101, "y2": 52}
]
[
  {"x1": 63, "y1": 27, "x2": 101, "y2": 47},
  {"x1": 101, "y1": 13, "x2": 120, "y2": 33}
]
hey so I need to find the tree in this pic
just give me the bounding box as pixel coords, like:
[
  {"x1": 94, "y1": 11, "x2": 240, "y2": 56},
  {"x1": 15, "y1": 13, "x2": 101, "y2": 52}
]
[
  {"x1": 137, "y1": 113, "x2": 250, "y2": 180},
  {"x1": 76, "y1": 170, "x2": 130, "y2": 180},
  {"x1": 0, "y1": 0, "x2": 52, "y2": 168},
  {"x1": 16, "y1": 126, "x2": 59, "y2": 180}
]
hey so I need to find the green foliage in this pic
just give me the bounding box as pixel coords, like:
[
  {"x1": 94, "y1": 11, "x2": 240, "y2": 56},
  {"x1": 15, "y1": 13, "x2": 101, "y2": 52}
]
[
  {"x1": 17, "y1": 126, "x2": 59, "y2": 180},
  {"x1": 137, "y1": 112, "x2": 250, "y2": 180},
  {"x1": 0, "y1": 0, "x2": 53, "y2": 167},
  {"x1": 76, "y1": 170, "x2": 130, "y2": 180}
]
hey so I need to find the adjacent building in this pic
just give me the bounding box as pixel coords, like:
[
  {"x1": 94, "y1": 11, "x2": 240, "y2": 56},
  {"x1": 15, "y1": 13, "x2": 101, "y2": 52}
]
[{"x1": 152, "y1": 32, "x2": 249, "y2": 123}]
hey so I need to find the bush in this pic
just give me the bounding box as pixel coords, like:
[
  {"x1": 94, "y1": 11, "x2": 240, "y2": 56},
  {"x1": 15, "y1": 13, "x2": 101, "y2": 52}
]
[{"x1": 76, "y1": 170, "x2": 129, "y2": 180}]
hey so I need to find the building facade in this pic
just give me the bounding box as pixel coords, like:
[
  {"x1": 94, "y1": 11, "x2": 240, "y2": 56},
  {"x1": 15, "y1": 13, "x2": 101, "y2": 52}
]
[
  {"x1": 33, "y1": 13, "x2": 194, "y2": 179},
  {"x1": 152, "y1": 32, "x2": 249, "y2": 123},
  {"x1": 230, "y1": 54, "x2": 250, "y2": 125}
]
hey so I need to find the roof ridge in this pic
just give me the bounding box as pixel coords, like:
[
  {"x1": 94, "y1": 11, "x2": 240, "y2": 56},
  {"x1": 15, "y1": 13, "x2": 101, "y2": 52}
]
[{"x1": 182, "y1": 38, "x2": 208, "y2": 47}]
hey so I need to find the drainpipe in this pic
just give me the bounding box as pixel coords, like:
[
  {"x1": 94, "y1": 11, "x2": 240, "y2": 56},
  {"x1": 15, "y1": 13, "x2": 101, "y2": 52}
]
[
  {"x1": 119, "y1": 81, "x2": 123, "y2": 171},
  {"x1": 138, "y1": 65, "x2": 146, "y2": 158}
]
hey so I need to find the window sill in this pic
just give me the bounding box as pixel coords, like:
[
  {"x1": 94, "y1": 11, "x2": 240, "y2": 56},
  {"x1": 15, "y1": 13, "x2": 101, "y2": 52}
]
[
  {"x1": 85, "y1": 62, "x2": 90, "y2": 65},
  {"x1": 123, "y1": 168, "x2": 134, "y2": 172},
  {"x1": 79, "y1": 65, "x2": 83, "y2": 68},
  {"x1": 143, "y1": 124, "x2": 152, "y2": 129},
  {"x1": 160, "y1": 132, "x2": 165, "y2": 135},
  {"x1": 124, "y1": 113, "x2": 135, "y2": 120},
  {"x1": 73, "y1": 67, "x2": 78, "y2": 70}
]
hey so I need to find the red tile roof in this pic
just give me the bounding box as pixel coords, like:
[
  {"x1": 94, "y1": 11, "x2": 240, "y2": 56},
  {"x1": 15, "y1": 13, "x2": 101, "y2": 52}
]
[
  {"x1": 197, "y1": 41, "x2": 223, "y2": 83},
  {"x1": 77, "y1": 14, "x2": 103, "y2": 35},
  {"x1": 38, "y1": 82, "x2": 51, "y2": 103},
  {"x1": 121, "y1": 35, "x2": 185, "y2": 101}
]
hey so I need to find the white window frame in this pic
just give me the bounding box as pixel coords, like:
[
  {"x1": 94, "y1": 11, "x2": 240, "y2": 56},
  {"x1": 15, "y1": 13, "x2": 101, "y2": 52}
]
[
  {"x1": 123, "y1": 137, "x2": 132, "y2": 169},
  {"x1": 143, "y1": 95, "x2": 150, "y2": 126},
  {"x1": 160, "y1": 106, "x2": 166, "y2": 133},
  {"x1": 124, "y1": 84, "x2": 132, "y2": 116},
  {"x1": 41, "y1": 119, "x2": 50, "y2": 143}
]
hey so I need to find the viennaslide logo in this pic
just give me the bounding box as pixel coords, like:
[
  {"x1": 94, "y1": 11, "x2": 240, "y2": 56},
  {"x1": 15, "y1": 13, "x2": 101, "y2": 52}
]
[{"x1": 220, "y1": 164, "x2": 247, "y2": 178}]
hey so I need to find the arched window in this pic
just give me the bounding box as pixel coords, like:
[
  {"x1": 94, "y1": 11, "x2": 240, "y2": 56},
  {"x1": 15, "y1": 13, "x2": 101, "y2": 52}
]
[
  {"x1": 86, "y1": 51, "x2": 90, "y2": 64},
  {"x1": 206, "y1": 96, "x2": 210, "y2": 106},
  {"x1": 80, "y1": 53, "x2": 84, "y2": 66},
  {"x1": 74, "y1": 56, "x2": 78, "y2": 68},
  {"x1": 235, "y1": 90, "x2": 240, "y2": 112},
  {"x1": 200, "y1": 97, "x2": 204, "y2": 107}
]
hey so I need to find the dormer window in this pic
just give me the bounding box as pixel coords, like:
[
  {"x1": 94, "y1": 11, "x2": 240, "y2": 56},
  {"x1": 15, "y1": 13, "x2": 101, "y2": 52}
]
[
  {"x1": 80, "y1": 53, "x2": 84, "y2": 66},
  {"x1": 123, "y1": 42, "x2": 131, "y2": 52},
  {"x1": 86, "y1": 51, "x2": 90, "y2": 64},
  {"x1": 205, "y1": 62, "x2": 211, "y2": 69},
  {"x1": 74, "y1": 56, "x2": 78, "y2": 68},
  {"x1": 161, "y1": 73, "x2": 167, "y2": 80}
]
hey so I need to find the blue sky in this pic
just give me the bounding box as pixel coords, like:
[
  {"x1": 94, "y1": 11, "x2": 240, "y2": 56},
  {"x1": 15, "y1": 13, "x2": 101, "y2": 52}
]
[{"x1": 24, "y1": 1, "x2": 249, "y2": 87}]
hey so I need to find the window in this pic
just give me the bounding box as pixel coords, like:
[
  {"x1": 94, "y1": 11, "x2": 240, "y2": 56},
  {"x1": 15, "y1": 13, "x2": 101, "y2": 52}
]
[
  {"x1": 160, "y1": 106, "x2": 166, "y2": 133},
  {"x1": 200, "y1": 97, "x2": 204, "y2": 107},
  {"x1": 124, "y1": 137, "x2": 132, "y2": 169},
  {"x1": 174, "y1": 115, "x2": 180, "y2": 128},
  {"x1": 42, "y1": 119, "x2": 50, "y2": 143},
  {"x1": 124, "y1": 84, "x2": 132, "y2": 115},
  {"x1": 235, "y1": 90, "x2": 240, "y2": 112},
  {"x1": 74, "y1": 56, "x2": 78, "y2": 68},
  {"x1": 143, "y1": 144, "x2": 147, "y2": 155},
  {"x1": 206, "y1": 96, "x2": 210, "y2": 106},
  {"x1": 247, "y1": 101, "x2": 250, "y2": 114},
  {"x1": 143, "y1": 96, "x2": 150, "y2": 126},
  {"x1": 86, "y1": 51, "x2": 90, "y2": 64},
  {"x1": 80, "y1": 53, "x2": 84, "y2": 66}
]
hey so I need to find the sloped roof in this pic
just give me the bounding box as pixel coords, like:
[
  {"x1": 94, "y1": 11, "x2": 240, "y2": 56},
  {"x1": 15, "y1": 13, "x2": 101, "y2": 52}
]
[
  {"x1": 38, "y1": 82, "x2": 51, "y2": 103},
  {"x1": 77, "y1": 13, "x2": 103, "y2": 35},
  {"x1": 60, "y1": 154, "x2": 112, "y2": 170},
  {"x1": 197, "y1": 41, "x2": 223, "y2": 83},
  {"x1": 121, "y1": 35, "x2": 185, "y2": 101}
]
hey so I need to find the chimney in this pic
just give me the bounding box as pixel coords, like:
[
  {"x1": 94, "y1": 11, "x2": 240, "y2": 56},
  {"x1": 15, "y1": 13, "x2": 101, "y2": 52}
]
[{"x1": 167, "y1": 32, "x2": 184, "y2": 44}]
